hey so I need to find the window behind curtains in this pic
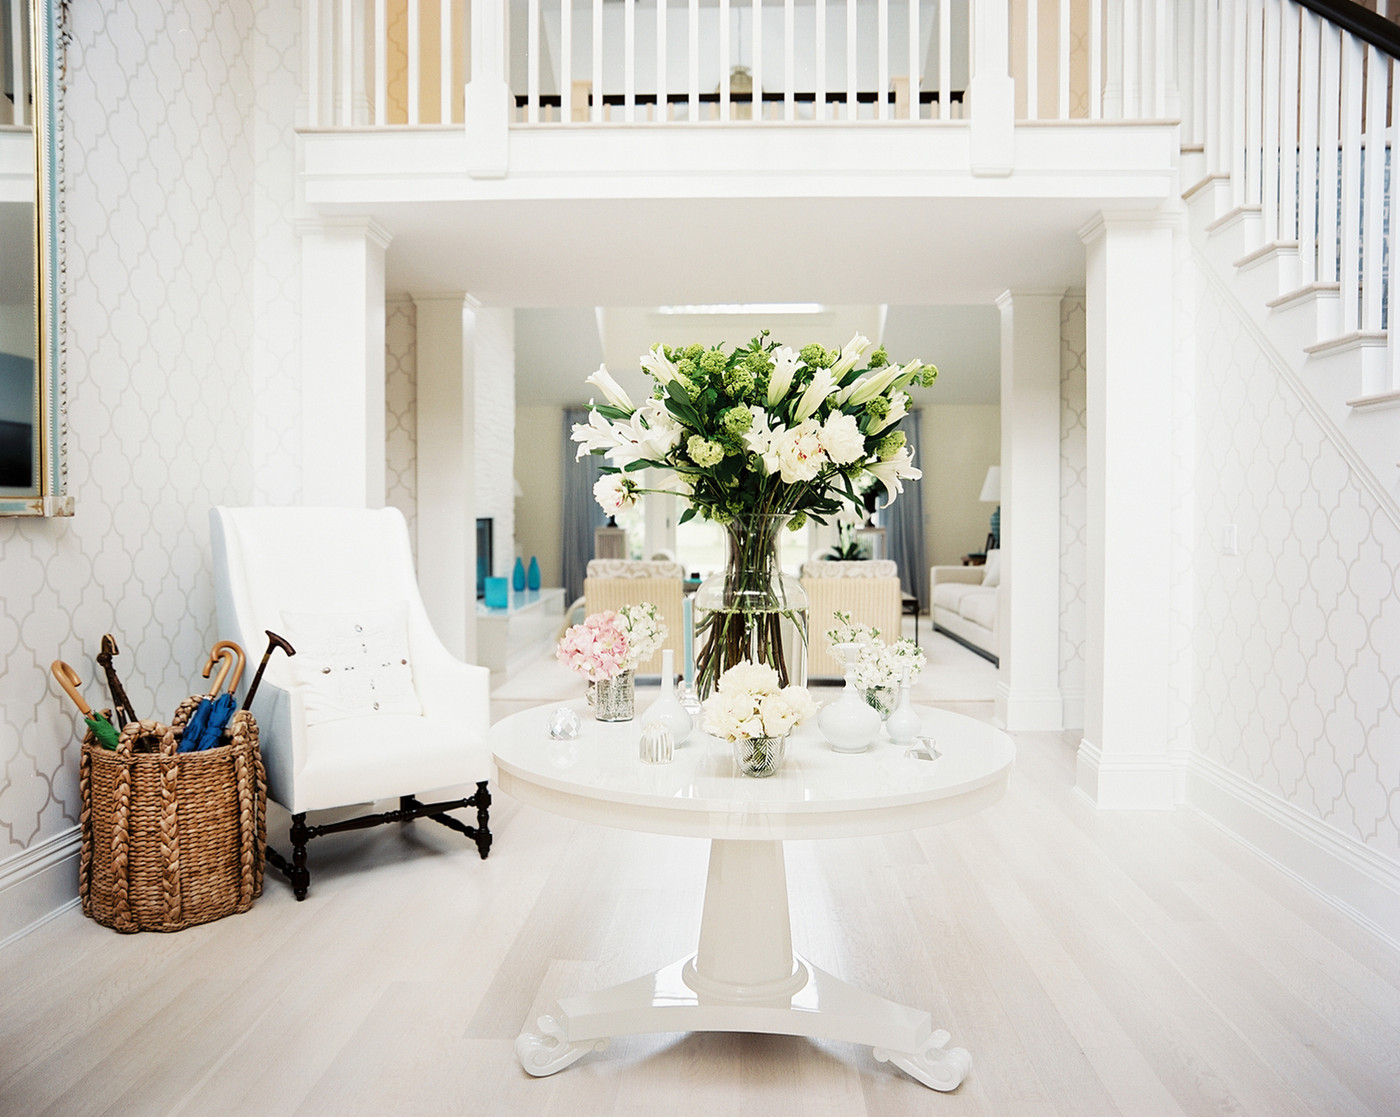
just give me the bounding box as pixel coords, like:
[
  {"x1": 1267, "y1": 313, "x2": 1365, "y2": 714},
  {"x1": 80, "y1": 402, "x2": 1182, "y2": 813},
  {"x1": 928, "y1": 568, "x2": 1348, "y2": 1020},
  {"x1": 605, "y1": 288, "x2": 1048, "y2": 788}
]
[
  {"x1": 562, "y1": 408, "x2": 608, "y2": 603},
  {"x1": 884, "y1": 409, "x2": 927, "y2": 610}
]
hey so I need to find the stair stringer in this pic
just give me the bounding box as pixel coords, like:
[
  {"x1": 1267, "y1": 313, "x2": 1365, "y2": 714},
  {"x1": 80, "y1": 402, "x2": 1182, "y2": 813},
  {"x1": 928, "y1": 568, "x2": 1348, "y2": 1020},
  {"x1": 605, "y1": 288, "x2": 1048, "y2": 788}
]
[{"x1": 1187, "y1": 208, "x2": 1400, "y2": 530}]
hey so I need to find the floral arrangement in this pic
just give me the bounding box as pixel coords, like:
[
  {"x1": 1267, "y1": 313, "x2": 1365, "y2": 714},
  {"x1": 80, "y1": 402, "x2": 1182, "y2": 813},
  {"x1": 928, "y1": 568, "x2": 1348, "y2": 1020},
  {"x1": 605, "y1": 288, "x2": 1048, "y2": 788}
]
[
  {"x1": 556, "y1": 603, "x2": 667, "y2": 681},
  {"x1": 702, "y1": 662, "x2": 817, "y2": 743},
  {"x1": 826, "y1": 610, "x2": 926, "y2": 691},
  {"x1": 573, "y1": 332, "x2": 933, "y2": 525}
]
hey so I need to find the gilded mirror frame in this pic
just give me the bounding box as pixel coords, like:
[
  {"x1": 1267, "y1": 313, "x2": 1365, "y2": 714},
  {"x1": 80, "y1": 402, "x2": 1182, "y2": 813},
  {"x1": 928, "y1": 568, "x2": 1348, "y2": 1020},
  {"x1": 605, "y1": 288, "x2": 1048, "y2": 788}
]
[{"x1": 1, "y1": 0, "x2": 68, "y2": 516}]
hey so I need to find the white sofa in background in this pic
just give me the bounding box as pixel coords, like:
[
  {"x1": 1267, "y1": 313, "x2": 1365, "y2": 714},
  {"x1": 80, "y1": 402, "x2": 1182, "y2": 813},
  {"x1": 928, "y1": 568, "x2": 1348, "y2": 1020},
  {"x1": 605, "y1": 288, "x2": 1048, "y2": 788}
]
[{"x1": 929, "y1": 550, "x2": 1000, "y2": 664}]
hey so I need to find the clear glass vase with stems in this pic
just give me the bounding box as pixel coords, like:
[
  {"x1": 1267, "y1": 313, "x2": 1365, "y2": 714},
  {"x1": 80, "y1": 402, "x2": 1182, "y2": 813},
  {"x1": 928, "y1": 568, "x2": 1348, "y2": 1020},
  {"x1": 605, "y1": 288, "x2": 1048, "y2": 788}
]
[{"x1": 692, "y1": 513, "x2": 808, "y2": 701}]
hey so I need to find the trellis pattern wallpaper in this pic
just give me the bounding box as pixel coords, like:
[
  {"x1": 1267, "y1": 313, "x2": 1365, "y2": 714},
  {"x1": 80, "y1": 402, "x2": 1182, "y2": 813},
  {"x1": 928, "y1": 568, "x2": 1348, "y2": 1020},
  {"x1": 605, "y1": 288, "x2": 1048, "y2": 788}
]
[
  {"x1": 385, "y1": 296, "x2": 418, "y2": 548},
  {"x1": 0, "y1": 1, "x2": 257, "y2": 861},
  {"x1": 1192, "y1": 285, "x2": 1400, "y2": 861},
  {"x1": 1059, "y1": 295, "x2": 1087, "y2": 728}
]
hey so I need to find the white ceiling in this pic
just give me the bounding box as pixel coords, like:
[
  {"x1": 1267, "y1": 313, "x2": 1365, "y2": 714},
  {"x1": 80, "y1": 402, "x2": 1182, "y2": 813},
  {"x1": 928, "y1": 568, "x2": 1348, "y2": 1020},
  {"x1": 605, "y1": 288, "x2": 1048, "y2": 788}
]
[{"x1": 382, "y1": 192, "x2": 1095, "y2": 410}]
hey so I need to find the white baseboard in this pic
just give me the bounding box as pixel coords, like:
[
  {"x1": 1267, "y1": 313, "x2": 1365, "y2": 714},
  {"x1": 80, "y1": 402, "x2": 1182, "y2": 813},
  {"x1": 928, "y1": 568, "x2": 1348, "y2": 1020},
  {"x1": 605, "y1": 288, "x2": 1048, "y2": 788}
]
[
  {"x1": 0, "y1": 826, "x2": 81, "y2": 949},
  {"x1": 1060, "y1": 686, "x2": 1085, "y2": 730},
  {"x1": 1186, "y1": 753, "x2": 1400, "y2": 950},
  {"x1": 995, "y1": 683, "x2": 1064, "y2": 731},
  {"x1": 1075, "y1": 739, "x2": 1179, "y2": 809}
]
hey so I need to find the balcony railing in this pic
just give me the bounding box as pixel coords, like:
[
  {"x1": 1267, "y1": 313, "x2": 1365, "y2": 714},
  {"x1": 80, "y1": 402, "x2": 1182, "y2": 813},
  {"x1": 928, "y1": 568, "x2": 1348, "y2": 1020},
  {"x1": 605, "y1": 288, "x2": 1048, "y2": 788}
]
[{"x1": 300, "y1": 0, "x2": 1180, "y2": 130}]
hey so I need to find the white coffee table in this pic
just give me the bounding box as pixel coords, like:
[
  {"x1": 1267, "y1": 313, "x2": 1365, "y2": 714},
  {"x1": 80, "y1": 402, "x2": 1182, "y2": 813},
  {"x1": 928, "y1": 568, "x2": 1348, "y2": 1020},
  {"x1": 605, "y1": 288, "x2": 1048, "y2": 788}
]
[{"x1": 491, "y1": 703, "x2": 1014, "y2": 1091}]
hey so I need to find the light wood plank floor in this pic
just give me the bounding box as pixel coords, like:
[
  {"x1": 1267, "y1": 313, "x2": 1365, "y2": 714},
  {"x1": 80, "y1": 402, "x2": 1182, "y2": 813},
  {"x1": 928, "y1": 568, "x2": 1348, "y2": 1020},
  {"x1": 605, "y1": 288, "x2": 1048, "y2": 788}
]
[{"x1": 3, "y1": 632, "x2": 1398, "y2": 1116}]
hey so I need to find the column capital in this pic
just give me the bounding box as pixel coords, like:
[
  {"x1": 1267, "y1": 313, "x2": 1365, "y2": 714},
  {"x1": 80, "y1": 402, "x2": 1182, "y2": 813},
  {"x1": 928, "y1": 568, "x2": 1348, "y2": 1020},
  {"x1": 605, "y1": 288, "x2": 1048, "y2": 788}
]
[{"x1": 295, "y1": 215, "x2": 394, "y2": 251}]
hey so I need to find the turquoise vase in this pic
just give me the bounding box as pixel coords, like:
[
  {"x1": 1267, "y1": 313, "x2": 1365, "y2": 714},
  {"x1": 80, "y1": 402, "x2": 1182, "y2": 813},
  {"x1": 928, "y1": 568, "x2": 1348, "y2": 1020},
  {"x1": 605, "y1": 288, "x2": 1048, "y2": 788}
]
[
  {"x1": 527, "y1": 556, "x2": 541, "y2": 591},
  {"x1": 512, "y1": 556, "x2": 526, "y2": 591}
]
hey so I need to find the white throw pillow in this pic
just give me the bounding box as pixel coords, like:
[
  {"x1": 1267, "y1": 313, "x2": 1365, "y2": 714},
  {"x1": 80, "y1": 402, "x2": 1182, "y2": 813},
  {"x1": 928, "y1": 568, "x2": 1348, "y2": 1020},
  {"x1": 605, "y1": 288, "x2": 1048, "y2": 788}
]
[
  {"x1": 981, "y1": 549, "x2": 1002, "y2": 588},
  {"x1": 281, "y1": 603, "x2": 422, "y2": 727}
]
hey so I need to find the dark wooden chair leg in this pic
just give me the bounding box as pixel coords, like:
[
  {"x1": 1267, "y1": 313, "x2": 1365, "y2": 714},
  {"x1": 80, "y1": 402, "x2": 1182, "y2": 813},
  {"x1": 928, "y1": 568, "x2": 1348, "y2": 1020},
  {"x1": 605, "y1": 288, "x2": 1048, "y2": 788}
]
[
  {"x1": 289, "y1": 813, "x2": 311, "y2": 901},
  {"x1": 474, "y1": 780, "x2": 492, "y2": 859}
]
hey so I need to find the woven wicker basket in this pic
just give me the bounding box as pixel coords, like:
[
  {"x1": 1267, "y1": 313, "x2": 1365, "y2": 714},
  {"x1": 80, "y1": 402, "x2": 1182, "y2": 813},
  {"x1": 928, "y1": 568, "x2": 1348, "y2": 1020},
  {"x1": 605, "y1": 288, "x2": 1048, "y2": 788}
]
[{"x1": 79, "y1": 698, "x2": 267, "y2": 933}]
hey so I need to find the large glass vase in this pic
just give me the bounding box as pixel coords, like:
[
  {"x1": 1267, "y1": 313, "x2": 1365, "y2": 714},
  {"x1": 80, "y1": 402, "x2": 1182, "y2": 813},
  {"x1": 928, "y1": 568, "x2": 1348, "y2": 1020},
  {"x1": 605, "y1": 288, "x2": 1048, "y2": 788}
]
[{"x1": 692, "y1": 514, "x2": 808, "y2": 700}]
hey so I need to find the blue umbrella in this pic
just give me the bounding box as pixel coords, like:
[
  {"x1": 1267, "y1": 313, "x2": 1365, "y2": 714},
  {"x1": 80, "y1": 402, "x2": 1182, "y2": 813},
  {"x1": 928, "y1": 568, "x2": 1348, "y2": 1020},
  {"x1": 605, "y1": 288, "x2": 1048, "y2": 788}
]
[{"x1": 178, "y1": 641, "x2": 245, "y2": 752}]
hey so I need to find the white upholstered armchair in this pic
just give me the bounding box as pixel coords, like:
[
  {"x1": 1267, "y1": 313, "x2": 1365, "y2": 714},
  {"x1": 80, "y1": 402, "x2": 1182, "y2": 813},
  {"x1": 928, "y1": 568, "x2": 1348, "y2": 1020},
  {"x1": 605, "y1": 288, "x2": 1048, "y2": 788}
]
[
  {"x1": 800, "y1": 559, "x2": 905, "y2": 679},
  {"x1": 210, "y1": 506, "x2": 493, "y2": 900}
]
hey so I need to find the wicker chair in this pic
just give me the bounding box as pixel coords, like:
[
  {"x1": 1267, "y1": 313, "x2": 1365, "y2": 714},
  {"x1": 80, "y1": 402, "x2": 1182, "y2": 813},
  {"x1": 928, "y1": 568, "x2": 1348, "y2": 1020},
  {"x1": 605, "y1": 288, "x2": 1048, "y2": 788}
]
[
  {"x1": 583, "y1": 559, "x2": 686, "y2": 675},
  {"x1": 210, "y1": 506, "x2": 493, "y2": 901},
  {"x1": 800, "y1": 559, "x2": 905, "y2": 679}
]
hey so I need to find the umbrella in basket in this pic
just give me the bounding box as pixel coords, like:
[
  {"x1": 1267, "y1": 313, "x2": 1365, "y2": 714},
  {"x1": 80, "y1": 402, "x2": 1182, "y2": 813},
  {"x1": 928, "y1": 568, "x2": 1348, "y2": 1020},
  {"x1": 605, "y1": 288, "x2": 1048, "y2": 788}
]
[
  {"x1": 50, "y1": 661, "x2": 120, "y2": 749},
  {"x1": 178, "y1": 640, "x2": 246, "y2": 752}
]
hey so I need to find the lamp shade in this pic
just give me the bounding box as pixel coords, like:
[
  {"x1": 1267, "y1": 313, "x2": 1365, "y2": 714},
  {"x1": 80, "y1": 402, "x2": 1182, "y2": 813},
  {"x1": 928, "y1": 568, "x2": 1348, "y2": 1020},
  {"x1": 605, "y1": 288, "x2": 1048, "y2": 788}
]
[{"x1": 978, "y1": 466, "x2": 1001, "y2": 503}]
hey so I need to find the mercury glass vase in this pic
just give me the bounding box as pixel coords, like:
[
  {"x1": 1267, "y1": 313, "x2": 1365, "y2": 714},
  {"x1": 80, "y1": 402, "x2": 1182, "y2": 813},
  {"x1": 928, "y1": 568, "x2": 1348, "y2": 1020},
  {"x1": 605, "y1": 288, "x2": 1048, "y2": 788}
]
[
  {"x1": 692, "y1": 513, "x2": 808, "y2": 700},
  {"x1": 733, "y1": 733, "x2": 788, "y2": 778},
  {"x1": 592, "y1": 669, "x2": 636, "y2": 722}
]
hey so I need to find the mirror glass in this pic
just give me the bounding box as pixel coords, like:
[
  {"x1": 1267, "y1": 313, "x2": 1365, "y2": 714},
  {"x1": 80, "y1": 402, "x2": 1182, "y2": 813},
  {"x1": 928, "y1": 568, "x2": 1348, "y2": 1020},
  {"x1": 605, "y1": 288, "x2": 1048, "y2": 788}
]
[{"x1": 0, "y1": 0, "x2": 66, "y2": 515}]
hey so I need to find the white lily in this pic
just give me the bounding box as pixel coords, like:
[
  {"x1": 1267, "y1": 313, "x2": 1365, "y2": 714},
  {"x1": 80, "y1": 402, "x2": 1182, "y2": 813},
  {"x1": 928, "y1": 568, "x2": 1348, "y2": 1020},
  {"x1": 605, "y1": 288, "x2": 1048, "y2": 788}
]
[
  {"x1": 585, "y1": 364, "x2": 635, "y2": 412},
  {"x1": 640, "y1": 345, "x2": 681, "y2": 387},
  {"x1": 635, "y1": 398, "x2": 685, "y2": 459},
  {"x1": 792, "y1": 366, "x2": 839, "y2": 422},
  {"x1": 571, "y1": 410, "x2": 631, "y2": 460},
  {"x1": 766, "y1": 346, "x2": 800, "y2": 406},
  {"x1": 865, "y1": 446, "x2": 922, "y2": 502},
  {"x1": 867, "y1": 391, "x2": 909, "y2": 436},
  {"x1": 829, "y1": 333, "x2": 873, "y2": 378},
  {"x1": 840, "y1": 359, "x2": 912, "y2": 407},
  {"x1": 743, "y1": 406, "x2": 777, "y2": 459}
]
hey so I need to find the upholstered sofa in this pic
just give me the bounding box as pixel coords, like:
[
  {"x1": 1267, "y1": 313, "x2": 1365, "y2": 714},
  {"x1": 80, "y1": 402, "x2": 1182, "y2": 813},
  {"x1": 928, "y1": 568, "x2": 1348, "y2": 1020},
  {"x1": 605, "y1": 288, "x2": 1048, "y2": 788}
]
[
  {"x1": 929, "y1": 550, "x2": 1000, "y2": 664},
  {"x1": 799, "y1": 559, "x2": 904, "y2": 679}
]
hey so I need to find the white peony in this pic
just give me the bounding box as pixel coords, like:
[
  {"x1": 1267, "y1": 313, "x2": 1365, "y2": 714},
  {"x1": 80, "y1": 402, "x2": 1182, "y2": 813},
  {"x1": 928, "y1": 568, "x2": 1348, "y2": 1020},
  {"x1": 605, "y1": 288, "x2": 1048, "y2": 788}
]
[
  {"x1": 702, "y1": 662, "x2": 816, "y2": 741},
  {"x1": 764, "y1": 419, "x2": 825, "y2": 484},
  {"x1": 593, "y1": 473, "x2": 639, "y2": 514},
  {"x1": 819, "y1": 411, "x2": 866, "y2": 465}
]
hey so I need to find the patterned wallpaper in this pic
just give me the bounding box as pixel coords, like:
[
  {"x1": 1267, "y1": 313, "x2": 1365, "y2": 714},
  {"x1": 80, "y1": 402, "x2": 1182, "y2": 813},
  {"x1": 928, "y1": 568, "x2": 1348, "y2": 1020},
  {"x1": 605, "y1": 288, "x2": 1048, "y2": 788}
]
[
  {"x1": 1059, "y1": 295, "x2": 1087, "y2": 727},
  {"x1": 1192, "y1": 281, "x2": 1400, "y2": 861},
  {"x1": 249, "y1": 0, "x2": 302, "y2": 505},
  {"x1": 385, "y1": 296, "x2": 417, "y2": 547},
  {"x1": 0, "y1": 0, "x2": 257, "y2": 858}
]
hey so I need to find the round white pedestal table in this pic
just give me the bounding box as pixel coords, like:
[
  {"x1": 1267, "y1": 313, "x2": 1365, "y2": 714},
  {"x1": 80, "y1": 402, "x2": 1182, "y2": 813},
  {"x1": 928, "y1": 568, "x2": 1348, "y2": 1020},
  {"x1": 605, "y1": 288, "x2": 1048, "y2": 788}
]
[{"x1": 491, "y1": 702, "x2": 1015, "y2": 1092}]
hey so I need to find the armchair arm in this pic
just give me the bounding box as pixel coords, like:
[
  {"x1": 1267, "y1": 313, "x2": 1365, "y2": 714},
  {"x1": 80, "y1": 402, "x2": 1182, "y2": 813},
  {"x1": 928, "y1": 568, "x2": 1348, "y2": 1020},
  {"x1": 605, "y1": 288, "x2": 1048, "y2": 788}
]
[
  {"x1": 247, "y1": 676, "x2": 312, "y2": 812},
  {"x1": 930, "y1": 565, "x2": 987, "y2": 587},
  {"x1": 414, "y1": 648, "x2": 491, "y2": 738}
]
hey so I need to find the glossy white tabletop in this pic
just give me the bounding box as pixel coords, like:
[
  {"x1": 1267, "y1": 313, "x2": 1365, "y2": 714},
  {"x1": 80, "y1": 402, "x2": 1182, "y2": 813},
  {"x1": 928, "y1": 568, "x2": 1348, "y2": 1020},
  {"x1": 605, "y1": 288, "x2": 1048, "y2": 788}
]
[{"x1": 491, "y1": 702, "x2": 1015, "y2": 841}]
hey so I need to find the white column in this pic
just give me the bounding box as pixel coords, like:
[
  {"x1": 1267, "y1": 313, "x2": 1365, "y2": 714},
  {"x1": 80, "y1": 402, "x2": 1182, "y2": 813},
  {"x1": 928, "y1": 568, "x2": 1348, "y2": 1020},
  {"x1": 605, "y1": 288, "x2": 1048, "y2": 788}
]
[
  {"x1": 1077, "y1": 212, "x2": 1177, "y2": 809},
  {"x1": 464, "y1": 0, "x2": 511, "y2": 177},
  {"x1": 995, "y1": 290, "x2": 1065, "y2": 731},
  {"x1": 969, "y1": 0, "x2": 1015, "y2": 175},
  {"x1": 298, "y1": 217, "x2": 391, "y2": 508},
  {"x1": 414, "y1": 293, "x2": 480, "y2": 664}
]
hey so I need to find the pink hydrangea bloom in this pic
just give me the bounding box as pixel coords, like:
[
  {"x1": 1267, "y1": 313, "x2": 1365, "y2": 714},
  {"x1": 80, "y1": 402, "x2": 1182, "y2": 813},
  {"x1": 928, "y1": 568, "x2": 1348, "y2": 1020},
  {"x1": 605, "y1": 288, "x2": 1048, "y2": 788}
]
[{"x1": 556, "y1": 610, "x2": 631, "y2": 681}]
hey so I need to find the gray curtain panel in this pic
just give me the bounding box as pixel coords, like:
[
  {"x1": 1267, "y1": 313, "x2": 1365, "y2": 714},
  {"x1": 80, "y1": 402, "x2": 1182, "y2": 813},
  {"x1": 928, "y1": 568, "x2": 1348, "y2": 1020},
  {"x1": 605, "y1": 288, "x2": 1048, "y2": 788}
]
[
  {"x1": 561, "y1": 408, "x2": 608, "y2": 603},
  {"x1": 883, "y1": 409, "x2": 927, "y2": 611}
]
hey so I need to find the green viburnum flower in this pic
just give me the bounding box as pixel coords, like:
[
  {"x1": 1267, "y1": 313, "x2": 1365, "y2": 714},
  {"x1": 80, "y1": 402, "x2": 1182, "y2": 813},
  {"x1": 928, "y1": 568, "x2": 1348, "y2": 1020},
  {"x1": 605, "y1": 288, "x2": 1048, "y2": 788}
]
[
  {"x1": 787, "y1": 511, "x2": 807, "y2": 531},
  {"x1": 743, "y1": 350, "x2": 773, "y2": 377},
  {"x1": 676, "y1": 357, "x2": 698, "y2": 380},
  {"x1": 915, "y1": 364, "x2": 939, "y2": 387},
  {"x1": 710, "y1": 506, "x2": 735, "y2": 525},
  {"x1": 865, "y1": 396, "x2": 891, "y2": 422},
  {"x1": 687, "y1": 435, "x2": 726, "y2": 468},
  {"x1": 722, "y1": 364, "x2": 755, "y2": 398},
  {"x1": 799, "y1": 343, "x2": 835, "y2": 369},
  {"x1": 720, "y1": 406, "x2": 754, "y2": 438},
  {"x1": 699, "y1": 349, "x2": 728, "y2": 377},
  {"x1": 875, "y1": 430, "x2": 906, "y2": 459},
  {"x1": 868, "y1": 346, "x2": 889, "y2": 368}
]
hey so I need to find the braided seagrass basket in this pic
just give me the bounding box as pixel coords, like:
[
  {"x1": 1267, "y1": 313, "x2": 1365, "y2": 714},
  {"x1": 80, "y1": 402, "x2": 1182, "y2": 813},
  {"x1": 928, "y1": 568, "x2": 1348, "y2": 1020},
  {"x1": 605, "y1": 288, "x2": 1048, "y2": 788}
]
[{"x1": 79, "y1": 697, "x2": 267, "y2": 933}]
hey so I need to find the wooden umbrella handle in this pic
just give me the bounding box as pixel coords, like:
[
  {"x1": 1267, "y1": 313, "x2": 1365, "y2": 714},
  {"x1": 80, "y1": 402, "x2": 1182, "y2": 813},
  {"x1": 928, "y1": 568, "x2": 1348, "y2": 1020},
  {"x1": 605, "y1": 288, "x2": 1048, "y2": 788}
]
[
  {"x1": 201, "y1": 646, "x2": 235, "y2": 697},
  {"x1": 50, "y1": 661, "x2": 94, "y2": 716},
  {"x1": 210, "y1": 640, "x2": 246, "y2": 693}
]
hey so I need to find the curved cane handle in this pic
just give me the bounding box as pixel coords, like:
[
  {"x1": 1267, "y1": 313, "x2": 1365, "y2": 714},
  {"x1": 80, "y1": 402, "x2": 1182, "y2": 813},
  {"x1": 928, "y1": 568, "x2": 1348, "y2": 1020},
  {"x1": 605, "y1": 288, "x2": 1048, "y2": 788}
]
[{"x1": 50, "y1": 660, "x2": 94, "y2": 715}]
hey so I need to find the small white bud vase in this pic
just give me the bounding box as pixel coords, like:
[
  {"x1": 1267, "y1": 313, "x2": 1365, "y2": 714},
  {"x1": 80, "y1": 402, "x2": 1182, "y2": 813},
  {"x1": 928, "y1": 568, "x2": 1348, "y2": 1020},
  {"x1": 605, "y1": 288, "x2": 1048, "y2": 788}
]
[
  {"x1": 817, "y1": 643, "x2": 881, "y2": 753},
  {"x1": 885, "y1": 668, "x2": 921, "y2": 746},
  {"x1": 639, "y1": 650, "x2": 693, "y2": 744}
]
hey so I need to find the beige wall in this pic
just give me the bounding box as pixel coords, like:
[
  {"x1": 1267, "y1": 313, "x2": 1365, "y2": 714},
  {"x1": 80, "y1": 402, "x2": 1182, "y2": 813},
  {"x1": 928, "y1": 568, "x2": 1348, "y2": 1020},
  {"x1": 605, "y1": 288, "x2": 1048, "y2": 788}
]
[
  {"x1": 514, "y1": 404, "x2": 565, "y2": 591},
  {"x1": 920, "y1": 404, "x2": 1002, "y2": 568}
]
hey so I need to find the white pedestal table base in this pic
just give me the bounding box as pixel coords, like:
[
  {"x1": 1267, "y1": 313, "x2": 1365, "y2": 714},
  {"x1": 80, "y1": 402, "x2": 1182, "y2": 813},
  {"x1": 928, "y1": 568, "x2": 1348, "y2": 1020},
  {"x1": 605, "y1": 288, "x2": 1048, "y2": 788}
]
[{"x1": 514, "y1": 838, "x2": 971, "y2": 1091}]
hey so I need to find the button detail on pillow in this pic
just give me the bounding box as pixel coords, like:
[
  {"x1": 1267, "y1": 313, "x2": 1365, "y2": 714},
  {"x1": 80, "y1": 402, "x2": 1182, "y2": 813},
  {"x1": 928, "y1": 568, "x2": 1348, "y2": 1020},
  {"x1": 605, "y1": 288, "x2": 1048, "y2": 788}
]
[{"x1": 281, "y1": 604, "x2": 421, "y2": 726}]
